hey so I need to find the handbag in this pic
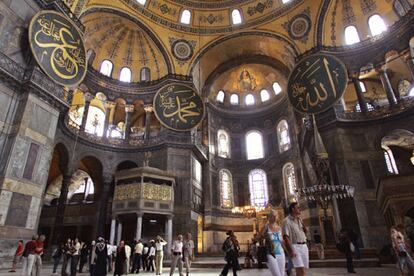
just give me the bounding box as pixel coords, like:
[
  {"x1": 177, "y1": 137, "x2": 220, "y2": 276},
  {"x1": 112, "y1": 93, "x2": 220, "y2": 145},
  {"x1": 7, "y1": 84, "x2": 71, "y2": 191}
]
[{"x1": 350, "y1": 242, "x2": 355, "y2": 253}]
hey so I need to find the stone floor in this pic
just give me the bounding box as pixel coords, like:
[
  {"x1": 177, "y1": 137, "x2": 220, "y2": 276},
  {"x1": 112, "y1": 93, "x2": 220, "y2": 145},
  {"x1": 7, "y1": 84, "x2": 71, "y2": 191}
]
[{"x1": 0, "y1": 265, "x2": 399, "y2": 276}]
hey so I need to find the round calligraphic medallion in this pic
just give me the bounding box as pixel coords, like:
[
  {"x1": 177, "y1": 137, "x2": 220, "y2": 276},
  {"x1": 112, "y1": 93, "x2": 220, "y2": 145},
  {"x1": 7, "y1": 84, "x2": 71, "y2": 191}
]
[
  {"x1": 287, "y1": 54, "x2": 348, "y2": 114},
  {"x1": 29, "y1": 10, "x2": 87, "y2": 87},
  {"x1": 153, "y1": 84, "x2": 205, "y2": 131}
]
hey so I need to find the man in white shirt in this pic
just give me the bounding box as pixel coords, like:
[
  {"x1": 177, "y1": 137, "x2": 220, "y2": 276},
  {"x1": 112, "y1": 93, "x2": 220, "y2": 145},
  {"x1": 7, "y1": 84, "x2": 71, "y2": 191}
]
[
  {"x1": 124, "y1": 242, "x2": 131, "y2": 275},
  {"x1": 107, "y1": 241, "x2": 116, "y2": 273},
  {"x1": 155, "y1": 236, "x2": 167, "y2": 275},
  {"x1": 183, "y1": 233, "x2": 195, "y2": 276},
  {"x1": 132, "y1": 239, "x2": 144, "y2": 273},
  {"x1": 169, "y1": 234, "x2": 184, "y2": 276}
]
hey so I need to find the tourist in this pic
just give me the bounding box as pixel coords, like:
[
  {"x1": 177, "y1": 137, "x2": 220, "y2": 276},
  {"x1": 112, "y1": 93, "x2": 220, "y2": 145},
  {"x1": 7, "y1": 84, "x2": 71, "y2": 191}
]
[
  {"x1": 52, "y1": 243, "x2": 64, "y2": 274},
  {"x1": 259, "y1": 210, "x2": 285, "y2": 276},
  {"x1": 282, "y1": 202, "x2": 309, "y2": 276},
  {"x1": 95, "y1": 237, "x2": 108, "y2": 276},
  {"x1": 107, "y1": 241, "x2": 115, "y2": 273},
  {"x1": 391, "y1": 226, "x2": 414, "y2": 275},
  {"x1": 20, "y1": 235, "x2": 37, "y2": 276},
  {"x1": 337, "y1": 229, "x2": 356, "y2": 274},
  {"x1": 62, "y1": 238, "x2": 72, "y2": 276},
  {"x1": 32, "y1": 234, "x2": 45, "y2": 276},
  {"x1": 71, "y1": 238, "x2": 81, "y2": 276},
  {"x1": 79, "y1": 241, "x2": 89, "y2": 273},
  {"x1": 349, "y1": 229, "x2": 361, "y2": 259},
  {"x1": 313, "y1": 230, "x2": 324, "y2": 260},
  {"x1": 183, "y1": 233, "x2": 195, "y2": 276},
  {"x1": 170, "y1": 234, "x2": 184, "y2": 276},
  {"x1": 219, "y1": 230, "x2": 240, "y2": 276},
  {"x1": 155, "y1": 235, "x2": 167, "y2": 275},
  {"x1": 147, "y1": 240, "x2": 156, "y2": 272},
  {"x1": 9, "y1": 239, "x2": 23, "y2": 272},
  {"x1": 124, "y1": 241, "x2": 131, "y2": 274},
  {"x1": 89, "y1": 240, "x2": 97, "y2": 276},
  {"x1": 132, "y1": 239, "x2": 143, "y2": 273},
  {"x1": 114, "y1": 240, "x2": 127, "y2": 276},
  {"x1": 142, "y1": 243, "x2": 149, "y2": 271}
]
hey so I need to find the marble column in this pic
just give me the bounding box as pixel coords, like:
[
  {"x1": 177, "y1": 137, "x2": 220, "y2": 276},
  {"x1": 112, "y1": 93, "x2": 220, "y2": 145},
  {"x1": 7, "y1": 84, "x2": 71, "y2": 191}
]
[
  {"x1": 97, "y1": 173, "x2": 112, "y2": 237},
  {"x1": 166, "y1": 215, "x2": 173, "y2": 254},
  {"x1": 124, "y1": 104, "x2": 134, "y2": 140},
  {"x1": 117, "y1": 221, "x2": 123, "y2": 244},
  {"x1": 404, "y1": 54, "x2": 414, "y2": 81},
  {"x1": 103, "y1": 101, "x2": 115, "y2": 138},
  {"x1": 378, "y1": 69, "x2": 398, "y2": 105},
  {"x1": 352, "y1": 77, "x2": 368, "y2": 112},
  {"x1": 83, "y1": 177, "x2": 88, "y2": 203},
  {"x1": 52, "y1": 171, "x2": 73, "y2": 244},
  {"x1": 136, "y1": 212, "x2": 143, "y2": 240},
  {"x1": 80, "y1": 92, "x2": 94, "y2": 131},
  {"x1": 109, "y1": 218, "x2": 116, "y2": 245},
  {"x1": 144, "y1": 105, "x2": 154, "y2": 140}
]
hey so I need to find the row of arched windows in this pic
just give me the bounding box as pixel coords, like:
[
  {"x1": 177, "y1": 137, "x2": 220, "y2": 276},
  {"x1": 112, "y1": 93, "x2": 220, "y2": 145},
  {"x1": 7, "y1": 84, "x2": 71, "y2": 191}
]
[
  {"x1": 344, "y1": 14, "x2": 387, "y2": 45},
  {"x1": 99, "y1": 60, "x2": 151, "y2": 82},
  {"x1": 217, "y1": 120, "x2": 291, "y2": 159},
  {"x1": 216, "y1": 82, "x2": 282, "y2": 105},
  {"x1": 219, "y1": 163, "x2": 297, "y2": 208}
]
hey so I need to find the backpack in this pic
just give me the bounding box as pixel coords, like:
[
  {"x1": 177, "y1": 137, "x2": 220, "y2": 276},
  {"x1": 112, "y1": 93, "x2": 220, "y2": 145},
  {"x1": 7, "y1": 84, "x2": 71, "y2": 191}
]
[{"x1": 222, "y1": 238, "x2": 232, "y2": 252}]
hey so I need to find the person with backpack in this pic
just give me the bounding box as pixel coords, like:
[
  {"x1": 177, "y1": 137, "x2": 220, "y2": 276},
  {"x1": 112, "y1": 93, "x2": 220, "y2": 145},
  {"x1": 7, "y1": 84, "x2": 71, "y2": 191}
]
[
  {"x1": 220, "y1": 230, "x2": 240, "y2": 276},
  {"x1": 52, "y1": 243, "x2": 64, "y2": 274}
]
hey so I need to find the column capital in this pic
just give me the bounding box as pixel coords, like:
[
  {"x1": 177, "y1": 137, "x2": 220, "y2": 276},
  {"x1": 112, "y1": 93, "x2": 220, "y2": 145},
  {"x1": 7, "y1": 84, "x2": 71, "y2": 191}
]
[
  {"x1": 166, "y1": 214, "x2": 174, "y2": 220},
  {"x1": 144, "y1": 104, "x2": 154, "y2": 113},
  {"x1": 84, "y1": 92, "x2": 95, "y2": 102},
  {"x1": 105, "y1": 101, "x2": 116, "y2": 110},
  {"x1": 102, "y1": 172, "x2": 113, "y2": 184},
  {"x1": 136, "y1": 211, "x2": 144, "y2": 217},
  {"x1": 125, "y1": 104, "x2": 135, "y2": 113},
  {"x1": 348, "y1": 72, "x2": 360, "y2": 79}
]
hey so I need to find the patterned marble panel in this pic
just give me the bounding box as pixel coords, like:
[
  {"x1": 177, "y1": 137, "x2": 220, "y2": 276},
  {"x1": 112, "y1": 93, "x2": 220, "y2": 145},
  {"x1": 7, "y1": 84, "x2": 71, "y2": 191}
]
[
  {"x1": 5, "y1": 193, "x2": 30, "y2": 227},
  {"x1": 28, "y1": 105, "x2": 54, "y2": 138},
  {"x1": 9, "y1": 137, "x2": 29, "y2": 178},
  {"x1": 33, "y1": 146, "x2": 52, "y2": 185},
  {"x1": 26, "y1": 197, "x2": 41, "y2": 229},
  {"x1": 0, "y1": 190, "x2": 12, "y2": 226}
]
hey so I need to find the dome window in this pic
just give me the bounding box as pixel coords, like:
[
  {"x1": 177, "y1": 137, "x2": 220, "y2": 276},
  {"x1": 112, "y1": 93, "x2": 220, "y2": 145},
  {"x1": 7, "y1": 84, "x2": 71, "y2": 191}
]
[
  {"x1": 230, "y1": 94, "x2": 239, "y2": 105},
  {"x1": 140, "y1": 67, "x2": 150, "y2": 82},
  {"x1": 260, "y1": 89, "x2": 270, "y2": 102},
  {"x1": 282, "y1": 0, "x2": 291, "y2": 3},
  {"x1": 216, "y1": 90, "x2": 225, "y2": 103},
  {"x1": 273, "y1": 82, "x2": 282, "y2": 95},
  {"x1": 119, "y1": 67, "x2": 132, "y2": 82},
  {"x1": 246, "y1": 131, "x2": 264, "y2": 160},
  {"x1": 231, "y1": 9, "x2": 242, "y2": 25},
  {"x1": 344, "y1": 26, "x2": 360, "y2": 45},
  {"x1": 136, "y1": 0, "x2": 146, "y2": 5},
  {"x1": 368, "y1": 14, "x2": 387, "y2": 36},
  {"x1": 245, "y1": 94, "x2": 255, "y2": 106},
  {"x1": 180, "y1": 10, "x2": 192, "y2": 25},
  {"x1": 408, "y1": 87, "x2": 414, "y2": 97},
  {"x1": 99, "y1": 60, "x2": 113, "y2": 77},
  {"x1": 359, "y1": 81, "x2": 366, "y2": 93}
]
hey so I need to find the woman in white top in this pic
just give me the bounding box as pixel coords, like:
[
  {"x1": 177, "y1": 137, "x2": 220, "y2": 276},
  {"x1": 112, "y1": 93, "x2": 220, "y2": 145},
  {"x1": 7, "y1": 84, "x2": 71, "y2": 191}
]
[
  {"x1": 155, "y1": 236, "x2": 167, "y2": 275},
  {"x1": 147, "y1": 241, "x2": 156, "y2": 272},
  {"x1": 391, "y1": 226, "x2": 414, "y2": 275}
]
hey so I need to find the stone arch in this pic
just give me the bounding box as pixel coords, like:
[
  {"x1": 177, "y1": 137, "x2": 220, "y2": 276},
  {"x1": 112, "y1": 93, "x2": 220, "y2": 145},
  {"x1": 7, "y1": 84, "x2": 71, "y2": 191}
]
[{"x1": 116, "y1": 160, "x2": 139, "y2": 172}]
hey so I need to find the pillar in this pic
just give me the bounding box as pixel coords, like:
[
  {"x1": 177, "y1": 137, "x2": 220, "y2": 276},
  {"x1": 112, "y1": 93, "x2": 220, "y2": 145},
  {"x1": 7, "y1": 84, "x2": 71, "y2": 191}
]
[
  {"x1": 103, "y1": 101, "x2": 115, "y2": 138},
  {"x1": 124, "y1": 104, "x2": 134, "y2": 140},
  {"x1": 135, "y1": 212, "x2": 143, "y2": 240},
  {"x1": 144, "y1": 105, "x2": 153, "y2": 140},
  {"x1": 377, "y1": 69, "x2": 398, "y2": 105},
  {"x1": 166, "y1": 215, "x2": 173, "y2": 254},
  {"x1": 404, "y1": 54, "x2": 414, "y2": 81},
  {"x1": 83, "y1": 177, "x2": 88, "y2": 203},
  {"x1": 80, "y1": 92, "x2": 94, "y2": 131},
  {"x1": 52, "y1": 171, "x2": 72, "y2": 244},
  {"x1": 97, "y1": 172, "x2": 112, "y2": 237},
  {"x1": 117, "y1": 221, "x2": 123, "y2": 244},
  {"x1": 352, "y1": 77, "x2": 368, "y2": 112},
  {"x1": 109, "y1": 218, "x2": 116, "y2": 245}
]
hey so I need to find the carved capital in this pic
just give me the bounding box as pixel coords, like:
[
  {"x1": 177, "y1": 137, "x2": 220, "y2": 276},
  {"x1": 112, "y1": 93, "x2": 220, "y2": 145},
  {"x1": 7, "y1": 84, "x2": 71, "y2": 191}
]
[
  {"x1": 105, "y1": 101, "x2": 116, "y2": 110},
  {"x1": 102, "y1": 172, "x2": 113, "y2": 184},
  {"x1": 144, "y1": 104, "x2": 154, "y2": 113},
  {"x1": 84, "y1": 92, "x2": 94, "y2": 102},
  {"x1": 125, "y1": 104, "x2": 135, "y2": 113}
]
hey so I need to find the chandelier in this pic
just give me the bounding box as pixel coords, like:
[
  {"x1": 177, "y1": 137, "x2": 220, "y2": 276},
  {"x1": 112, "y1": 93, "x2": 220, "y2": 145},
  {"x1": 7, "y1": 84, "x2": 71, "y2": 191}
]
[
  {"x1": 231, "y1": 205, "x2": 266, "y2": 218},
  {"x1": 297, "y1": 184, "x2": 355, "y2": 211}
]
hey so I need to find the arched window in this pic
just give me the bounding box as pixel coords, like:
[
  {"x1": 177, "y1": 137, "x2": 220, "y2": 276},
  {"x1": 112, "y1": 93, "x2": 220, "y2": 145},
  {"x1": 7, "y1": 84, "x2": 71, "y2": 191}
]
[
  {"x1": 245, "y1": 94, "x2": 255, "y2": 106},
  {"x1": 180, "y1": 9, "x2": 192, "y2": 24},
  {"x1": 119, "y1": 67, "x2": 132, "y2": 82},
  {"x1": 136, "y1": 0, "x2": 146, "y2": 5},
  {"x1": 231, "y1": 9, "x2": 242, "y2": 25},
  {"x1": 355, "y1": 102, "x2": 375, "y2": 112},
  {"x1": 283, "y1": 163, "x2": 297, "y2": 203},
  {"x1": 140, "y1": 67, "x2": 150, "y2": 82},
  {"x1": 246, "y1": 131, "x2": 264, "y2": 160},
  {"x1": 219, "y1": 169, "x2": 234, "y2": 208},
  {"x1": 368, "y1": 14, "x2": 387, "y2": 36},
  {"x1": 383, "y1": 149, "x2": 399, "y2": 174},
  {"x1": 249, "y1": 169, "x2": 268, "y2": 207},
  {"x1": 359, "y1": 81, "x2": 366, "y2": 92},
  {"x1": 260, "y1": 89, "x2": 270, "y2": 102},
  {"x1": 99, "y1": 60, "x2": 113, "y2": 77},
  {"x1": 73, "y1": 176, "x2": 95, "y2": 197},
  {"x1": 216, "y1": 90, "x2": 225, "y2": 103},
  {"x1": 282, "y1": 0, "x2": 291, "y2": 3},
  {"x1": 230, "y1": 94, "x2": 239, "y2": 105},
  {"x1": 409, "y1": 87, "x2": 414, "y2": 97},
  {"x1": 394, "y1": 0, "x2": 412, "y2": 17},
  {"x1": 344, "y1": 26, "x2": 360, "y2": 45},
  {"x1": 217, "y1": 129, "x2": 230, "y2": 158},
  {"x1": 85, "y1": 106, "x2": 105, "y2": 136},
  {"x1": 273, "y1": 82, "x2": 282, "y2": 95},
  {"x1": 277, "y1": 120, "x2": 291, "y2": 152}
]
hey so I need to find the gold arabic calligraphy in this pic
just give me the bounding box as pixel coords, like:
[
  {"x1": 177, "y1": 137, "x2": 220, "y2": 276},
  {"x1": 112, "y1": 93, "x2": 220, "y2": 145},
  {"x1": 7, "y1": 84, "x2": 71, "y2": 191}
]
[
  {"x1": 33, "y1": 16, "x2": 85, "y2": 80},
  {"x1": 160, "y1": 87, "x2": 201, "y2": 124},
  {"x1": 290, "y1": 57, "x2": 342, "y2": 113}
]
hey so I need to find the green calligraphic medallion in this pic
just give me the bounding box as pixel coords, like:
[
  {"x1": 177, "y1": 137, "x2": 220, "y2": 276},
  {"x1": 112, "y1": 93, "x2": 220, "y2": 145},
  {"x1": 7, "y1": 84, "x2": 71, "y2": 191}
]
[
  {"x1": 153, "y1": 84, "x2": 205, "y2": 131},
  {"x1": 29, "y1": 10, "x2": 87, "y2": 87},
  {"x1": 287, "y1": 54, "x2": 348, "y2": 114}
]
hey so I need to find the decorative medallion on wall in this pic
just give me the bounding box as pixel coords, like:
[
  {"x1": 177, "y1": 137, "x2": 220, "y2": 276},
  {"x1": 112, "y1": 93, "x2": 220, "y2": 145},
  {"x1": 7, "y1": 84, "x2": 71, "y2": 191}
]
[
  {"x1": 151, "y1": 1, "x2": 177, "y2": 16},
  {"x1": 282, "y1": 7, "x2": 311, "y2": 43},
  {"x1": 398, "y1": 79, "x2": 412, "y2": 97},
  {"x1": 287, "y1": 54, "x2": 348, "y2": 114},
  {"x1": 247, "y1": 0, "x2": 274, "y2": 16},
  {"x1": 360, "y1": 0, "x2": 377, "y2": 15},
  {"x1": 169, "y1": 37, "x2": 196, "y2": 66},
  {"x1": 153, "y1": 84, "x2": 205, "y2": 131},
  {"x1": 29, "y1": 10, "x2": 87, "y2": 86},
  {"x1": 342, "y1": 0, "x2": 356, "y2": 25},
  {"x1": 198, "y1": 14, "x2": 224, "y2": 25}
]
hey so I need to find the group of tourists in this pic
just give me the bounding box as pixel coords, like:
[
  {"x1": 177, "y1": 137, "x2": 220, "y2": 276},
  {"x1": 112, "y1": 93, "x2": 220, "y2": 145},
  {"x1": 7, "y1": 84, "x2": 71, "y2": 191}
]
[{"x1": 11, "y1": 234, "x2": 45, "y2": 276}]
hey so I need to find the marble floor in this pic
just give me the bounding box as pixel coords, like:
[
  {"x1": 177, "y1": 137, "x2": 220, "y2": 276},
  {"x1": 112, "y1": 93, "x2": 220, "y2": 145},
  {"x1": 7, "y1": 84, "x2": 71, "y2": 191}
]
[{"x1": 0, "y1": 266, "x2": 399, "y2": 276}]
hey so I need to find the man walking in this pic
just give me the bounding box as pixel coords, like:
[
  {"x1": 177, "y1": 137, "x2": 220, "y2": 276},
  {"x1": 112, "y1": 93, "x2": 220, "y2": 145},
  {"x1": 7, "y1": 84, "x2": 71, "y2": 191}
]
[
  {"x1": 282, "y1": 202, "x2": 309, "y2": 276},
  {"x1": 183, "y1": 233, "x2": 195, "y2": 276},
  {"x1": 132, "y1": 239, "x2": 143, "y2": 273},
  {"x1": 170, "y1": 234, "x2": 184, "y2": 276}
]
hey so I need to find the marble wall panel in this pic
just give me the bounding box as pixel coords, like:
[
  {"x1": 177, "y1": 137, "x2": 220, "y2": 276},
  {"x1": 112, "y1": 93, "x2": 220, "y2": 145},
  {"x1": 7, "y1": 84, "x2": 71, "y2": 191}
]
[
  {"x1": 26, "y1": 196, "x2": 40, "y2": 229},
  {"x1": 0, "y1": 92, "x2": 11, "y2": 123},
  {"x1": 0, "y1": 190, "x2": 12, "y2": 226},
  {"x1": 5, "y1": 192, "x2": 30, "y2": 227},
  {"x1": 29, "y1": 105, "x2": 55, "y2": 138},
  {"x1": 22, "y1": 142, "x2": 39, "y2": 180},
  {"x1": 33, "y1": 146, "x2": 52, "y2": 185},
  {"x1": 9, "y1": 137, "x2": 29, "y2": 178}
]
